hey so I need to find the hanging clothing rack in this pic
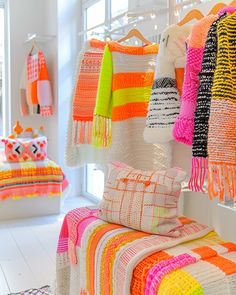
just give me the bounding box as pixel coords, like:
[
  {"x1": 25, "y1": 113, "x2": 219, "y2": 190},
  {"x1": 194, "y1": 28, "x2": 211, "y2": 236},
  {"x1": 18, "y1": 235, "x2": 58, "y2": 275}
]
[
  {"x1": 77, "y1": 0, "x2": 221, "y2": 37},
  {"x1": 24, "y1": 33, "x2": 56, "y2": 44}
]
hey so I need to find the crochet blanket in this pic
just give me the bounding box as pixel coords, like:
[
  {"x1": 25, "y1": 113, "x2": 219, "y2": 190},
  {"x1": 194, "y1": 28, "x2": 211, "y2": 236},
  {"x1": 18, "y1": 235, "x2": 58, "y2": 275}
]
[
  {"x1": 0, "y1": 155, "x2": 65, "y2": 200},
  {"x1": 55, "y1": 208, "x2": 236, "y2": 295}
]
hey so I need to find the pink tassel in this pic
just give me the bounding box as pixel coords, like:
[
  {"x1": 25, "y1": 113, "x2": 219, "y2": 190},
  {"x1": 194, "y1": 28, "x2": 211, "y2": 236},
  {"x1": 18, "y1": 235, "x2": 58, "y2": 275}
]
[{"x1": 188, "y1": 157, "x2": 208, "y2": 192}]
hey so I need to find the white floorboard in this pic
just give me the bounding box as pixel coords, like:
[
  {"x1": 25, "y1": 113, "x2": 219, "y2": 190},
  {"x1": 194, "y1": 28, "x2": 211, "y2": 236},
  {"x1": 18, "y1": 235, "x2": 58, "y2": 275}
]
[
  {"x1": 0, "y1": 196, "x2": 96, "y2": 294},
  {"x1": 0, "y1": 265, "x2": 10, "y2": 294}
]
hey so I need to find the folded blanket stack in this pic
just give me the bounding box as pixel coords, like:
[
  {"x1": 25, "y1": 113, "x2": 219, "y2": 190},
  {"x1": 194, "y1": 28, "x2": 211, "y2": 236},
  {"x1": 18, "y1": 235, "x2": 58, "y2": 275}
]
[{"x1": 0, "y1": 157, "x2": 64, "y2": 200}]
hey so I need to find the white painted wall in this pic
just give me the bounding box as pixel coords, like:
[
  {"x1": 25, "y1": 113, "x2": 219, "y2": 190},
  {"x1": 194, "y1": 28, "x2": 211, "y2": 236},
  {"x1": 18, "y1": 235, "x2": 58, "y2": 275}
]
[
  {"x1": 7, "y1": 0, "x2": 82, "y2": 197},
  {"x1": 8, "y1": 0, "x2": 58, "y2": 161},
  {"x1": 57, "y1": 0, "x2": 84, "y2": 196}
]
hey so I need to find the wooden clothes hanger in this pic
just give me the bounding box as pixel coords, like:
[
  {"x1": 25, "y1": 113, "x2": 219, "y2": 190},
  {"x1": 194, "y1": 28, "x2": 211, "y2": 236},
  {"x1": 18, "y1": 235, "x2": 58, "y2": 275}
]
[
  {"x1": 117, "y1": 28, "x2": 152, "y2": 45},
  {"x1": 207, "y1": 3, "x2": 226, "y2": 15},
  {"x1": 230, "y1": 0, "x2": 236, "y2": 6},
  {"x1": 178, "y1": 0, "x2": 236, "y2": 27},
  {"x1": 177, "y1": 9, "x2": 204, "y2": 26},
  {"x1": 207, "y1": 1, "x2": 236, "y2": 15}
]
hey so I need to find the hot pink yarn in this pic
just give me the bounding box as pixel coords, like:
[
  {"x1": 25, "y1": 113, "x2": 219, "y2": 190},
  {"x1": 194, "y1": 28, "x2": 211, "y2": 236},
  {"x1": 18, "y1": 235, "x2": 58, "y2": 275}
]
[
  {"x1": 218, "y1": 6, "x2": 236, "y2": 16},
  {"x1": 173, "y1": 15, "x2": 217, "y2": 146},
  {"x1": 144, "y1": 253, "x2": 197, "y2": 295}
]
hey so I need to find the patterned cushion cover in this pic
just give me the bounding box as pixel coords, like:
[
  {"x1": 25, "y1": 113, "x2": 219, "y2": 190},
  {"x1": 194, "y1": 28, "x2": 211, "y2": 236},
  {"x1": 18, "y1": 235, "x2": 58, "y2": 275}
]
[
  {"x1": 1, "y1": 136, "x2": 47, "y2": 162},
  {"x1": 99, "y1": 162, "x2": 187, "y2": 236}
]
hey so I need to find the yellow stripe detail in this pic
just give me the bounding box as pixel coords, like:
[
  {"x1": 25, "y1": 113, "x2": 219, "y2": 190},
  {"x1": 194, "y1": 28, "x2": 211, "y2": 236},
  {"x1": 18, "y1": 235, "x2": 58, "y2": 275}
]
[
  {"x1": 158, "y1": 269, "x2": 204, "y2": 295},
  {"x1": 112, "y1": 86, "x2": 152, "y2": 107}
]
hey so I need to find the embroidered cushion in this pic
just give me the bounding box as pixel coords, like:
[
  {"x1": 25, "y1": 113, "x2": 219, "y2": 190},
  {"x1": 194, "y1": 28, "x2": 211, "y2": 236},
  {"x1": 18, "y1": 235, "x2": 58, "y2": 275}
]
[
  {"x1": 1, "y1": 137, "x2": 47, "y2": 162},
  {"x1": 99, "y1": 163, "x2": 187, "y2": 236}
]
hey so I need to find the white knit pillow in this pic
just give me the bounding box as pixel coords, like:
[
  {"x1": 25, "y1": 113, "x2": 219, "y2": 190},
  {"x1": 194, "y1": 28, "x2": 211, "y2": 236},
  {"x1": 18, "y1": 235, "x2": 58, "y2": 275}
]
[{"x1": 99, "y1": 162, "x2": 187, "y2": 236}]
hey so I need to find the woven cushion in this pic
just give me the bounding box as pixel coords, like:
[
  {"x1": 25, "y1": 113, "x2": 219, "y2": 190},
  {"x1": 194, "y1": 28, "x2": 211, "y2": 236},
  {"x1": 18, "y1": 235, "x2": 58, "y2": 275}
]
[
  {"x1": 1, "y1": 137, "x2": 47, "y2": 162},
  {"x1": 99, "y1": 162, "x2": 187, "y2": 236}
]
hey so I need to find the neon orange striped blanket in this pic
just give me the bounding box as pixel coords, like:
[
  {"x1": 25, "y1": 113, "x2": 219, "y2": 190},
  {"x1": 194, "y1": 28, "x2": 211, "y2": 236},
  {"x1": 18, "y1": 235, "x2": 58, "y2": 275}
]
[
  {"x1": 55, "y1": 207, "x2": 236, "y2": 294},
  {"x1": 0, "y1": 156, "x2": 65, "y2": 200}
]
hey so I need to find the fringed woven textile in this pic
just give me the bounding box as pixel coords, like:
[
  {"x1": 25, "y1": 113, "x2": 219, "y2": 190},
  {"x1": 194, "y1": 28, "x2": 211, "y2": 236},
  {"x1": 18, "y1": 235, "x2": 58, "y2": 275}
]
[
  {"x1": 91, "y1": 41, "x2": 172, "y2": 171},
  {"x1": 188, "y1": 14, "x2": 227, "y2": 193},
  {"x1": 20, "y1": 51, "x2": 53, "y2": 116},
  {"x1": 208, "y1": 13, "x2": 236, "y2": 201},
  {"x1": 72, "y1": 39, "x2": 106, "y2": 145},
  {"x1": 92, "y1": 42, "x2": 158, "y2": 148},
  {"x1": 0, "y1": 156, "x2": 64, "y2": 200},
  {"x1": 54, "y1": 208, "x2": 236, "y2": 295},
  {"x1": 173, "y1": 15, "x2": 217, "y2": 146}
]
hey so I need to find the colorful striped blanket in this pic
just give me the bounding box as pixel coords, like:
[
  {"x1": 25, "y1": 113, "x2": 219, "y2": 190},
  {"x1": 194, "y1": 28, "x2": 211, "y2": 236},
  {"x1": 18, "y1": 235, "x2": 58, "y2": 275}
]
[
  {"x1": 55, "y1": 207, "x2": 236, "y2": 294},
  {"x1": 0, "y1": 155, "x2": 65, "y2": 200}
]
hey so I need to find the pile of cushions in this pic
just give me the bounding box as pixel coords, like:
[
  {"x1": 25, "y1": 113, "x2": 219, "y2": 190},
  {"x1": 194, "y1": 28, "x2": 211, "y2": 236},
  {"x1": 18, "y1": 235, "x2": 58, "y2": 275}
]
[{"x1": 99, "y1": 162, "x2": 187, "y2": 237}]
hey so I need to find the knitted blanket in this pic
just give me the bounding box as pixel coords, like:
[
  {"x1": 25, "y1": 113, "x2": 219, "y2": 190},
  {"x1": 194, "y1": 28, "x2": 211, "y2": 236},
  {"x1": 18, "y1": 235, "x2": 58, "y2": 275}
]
[
  {"x1": 0, "y1": 156, "x2": 64, "y2": 200},
  {"x1": 208, "y1": 13, "x2": 236, "y2": 201},
  {"x1": 54, "y1": 208, "x2": 236, "y2": 295},
  {"x1": 72, "y1": 39, "x2": 106, "y2": 145},
  {"x1": 20, "y1": 51, "x2": 53, "y2": 116},
  {"x1": 173, "y1": 15, "x2": 217, "y2": 146}
]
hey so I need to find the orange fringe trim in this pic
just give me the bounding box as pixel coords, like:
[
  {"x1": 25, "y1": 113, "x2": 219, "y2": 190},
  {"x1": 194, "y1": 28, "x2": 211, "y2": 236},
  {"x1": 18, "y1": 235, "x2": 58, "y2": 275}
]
[{"x1": 208, "y1": 162, "x2": 236, "y2": 201}]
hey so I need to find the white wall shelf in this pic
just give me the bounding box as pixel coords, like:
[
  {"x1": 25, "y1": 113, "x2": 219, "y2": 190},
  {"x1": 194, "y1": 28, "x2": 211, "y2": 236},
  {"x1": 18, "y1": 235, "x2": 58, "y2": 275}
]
[{"x1": 24, "y1": 33, "x2": 56, "y2": 44}]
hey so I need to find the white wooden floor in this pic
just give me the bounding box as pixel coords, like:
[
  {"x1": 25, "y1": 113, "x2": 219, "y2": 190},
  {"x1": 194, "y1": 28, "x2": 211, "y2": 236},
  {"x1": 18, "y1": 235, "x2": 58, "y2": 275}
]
[{"x1": 0, "y1": 196, "x2": 95, "y2": 294}]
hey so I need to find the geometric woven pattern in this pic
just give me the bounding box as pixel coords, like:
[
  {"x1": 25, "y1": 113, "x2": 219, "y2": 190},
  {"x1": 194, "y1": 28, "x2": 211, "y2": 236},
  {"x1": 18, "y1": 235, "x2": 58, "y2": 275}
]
[
  {"x1": 99, "y1": 163, "x2": 187, "y2": 236},
  {"x1": 1, "y1": 137, "x2": 47, "y2": 162},
  {"x1": 8, "y1": 285, "x2": 51, "y2": 295}
]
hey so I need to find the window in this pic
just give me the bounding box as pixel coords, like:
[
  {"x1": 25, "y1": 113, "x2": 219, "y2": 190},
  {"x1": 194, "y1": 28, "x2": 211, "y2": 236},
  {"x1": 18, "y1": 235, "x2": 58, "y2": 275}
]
[
  {"x1": 85, "y1": 164, "x2": 105, "y2": 200},
  {"x1": 86, "y1": 0, "x2": 105, "y2": 29},
  {"x1": 84, "y1": 0, "x2": 129, "y2": 40},
  {"x1": 82, "y1": 0, "x2": 128, "y2": 200},
  {"x1": 0, "y1": 4, "x2": 4, "y2": 136},
  {"x1": 85, "y1": 0, "x2": 106, "y2": 40},
  {"x1": 111, "y1": 0, "x2": 128, "y2": 18}
]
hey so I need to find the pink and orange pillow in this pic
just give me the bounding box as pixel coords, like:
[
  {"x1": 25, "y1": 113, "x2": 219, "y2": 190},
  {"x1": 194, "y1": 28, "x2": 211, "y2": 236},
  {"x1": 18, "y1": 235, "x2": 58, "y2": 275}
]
[
  {"x1": 1, "y1": 137, "x2": 47, "y2": 162},
  {"x1": 99, "y1": 162, "x2": 187, "y2": 237}
]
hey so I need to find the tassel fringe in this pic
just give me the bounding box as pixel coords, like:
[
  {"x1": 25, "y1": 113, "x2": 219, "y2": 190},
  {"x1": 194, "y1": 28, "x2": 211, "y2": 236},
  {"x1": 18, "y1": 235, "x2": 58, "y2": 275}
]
[
  {"x1": 208, "y1": 163, "x2": 236, "y2": 202},
  {"x1": 188, "y1": 157, "x2": 208, "y2": 192},
  {"x1": 72, "y1": 121, "x2": 93, "y2": 145},
  {"x1": 92, "y1": 115, "x2": 112, "y2": 147}
]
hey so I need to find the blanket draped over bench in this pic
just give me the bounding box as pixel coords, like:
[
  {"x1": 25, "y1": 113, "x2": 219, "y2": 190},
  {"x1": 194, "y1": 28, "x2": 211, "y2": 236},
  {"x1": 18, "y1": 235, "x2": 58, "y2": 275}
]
[
  {"x1": 0, "y1": 157, "x2": 66, "y2": 200},
  {"x1": 55, "y1": 208, "x2": 236, "y2": 295}
]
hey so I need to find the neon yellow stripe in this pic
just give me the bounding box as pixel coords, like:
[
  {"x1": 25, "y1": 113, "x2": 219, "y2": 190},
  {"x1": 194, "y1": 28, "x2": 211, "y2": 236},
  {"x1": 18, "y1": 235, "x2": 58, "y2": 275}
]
[
  {"x1": 158, "y1": 269, "x2": 204, "y2": 295},
  {"x1": 112, "y1": 86, "x2": 152, "y2": 106}
]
